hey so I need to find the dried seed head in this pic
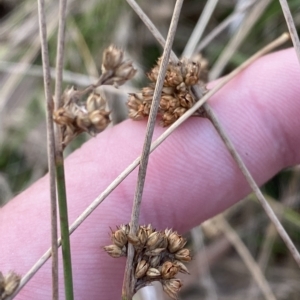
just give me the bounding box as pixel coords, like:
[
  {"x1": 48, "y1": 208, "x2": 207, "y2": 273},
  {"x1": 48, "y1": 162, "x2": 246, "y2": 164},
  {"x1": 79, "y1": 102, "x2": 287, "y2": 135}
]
[
  {"x1": 103, "y1": 244, "x2": 126, "y2": 258},
  {"x1": 127, "y1": 233, "x2": 140, "y2": 246},
  {"x1": 111, "y1": 229, "x2": 128, "y2": 248},
  {"x1": 174, "y1": 248, "x2": 191, "y2": 262},
  {"x1": 146, "y1": 268, "x2": 161, "y2": 279},
  {"x1": 0, "y1": 271, "x2": 21, "y2": 299},
  {"x1": 167, "y1": 231, "x2": 187, "y2": 253},
  {"x1": 135, "y1": 260, "x2": 149, "y2": 279},
  {"x1": 162, "y1": 278, "x2": 183, "y2": 300},
  {"x1": 102, "y1": 45, "x2": 124, "y2": 71},
  {"x1": 161, "y1": 261, "x2": 179, "y2": 279}
]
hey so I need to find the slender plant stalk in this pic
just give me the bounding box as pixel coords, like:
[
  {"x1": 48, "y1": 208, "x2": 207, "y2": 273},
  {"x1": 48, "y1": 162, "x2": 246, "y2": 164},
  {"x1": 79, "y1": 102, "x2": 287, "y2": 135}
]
[
  {"x1": 54, "y1": 0, "x2": 74, "y2": 299},
  {"x1": 209, "y1": 0, "x2": 271, "y2": 80},
  {"x1": 8, "y1": 33, "x2": 286, "y2": 300},
  {"x1": 122, "y1": 1, "x2": 184, "y2": 298},
  {"x1": 125, "y1": 0, "x2": 177, "y2": 62},
  {"x1": 214, "y1": 215, "x2": 276, "y2": 300},
  {"x1": 182, "y1": 0, "x2": 219, "y2": 57},
  {"x1": 199, "y1": 100, "x2": 300, "y2": 268},
  {"x1": 278, "y1": 0, "x2": 300, "y2": 65},
  {"x1": 0, "y1": 61, "x2": 96, "y2": 87},
  {"x1": 191, "y1": 227, "x2": 218, "y2": 299},
  {"x1": 37, "y1": 0, "x2": 58, "y2": 299},
  {"x1": 196, "y1": 0, "x2": 256, "y2": 52}
]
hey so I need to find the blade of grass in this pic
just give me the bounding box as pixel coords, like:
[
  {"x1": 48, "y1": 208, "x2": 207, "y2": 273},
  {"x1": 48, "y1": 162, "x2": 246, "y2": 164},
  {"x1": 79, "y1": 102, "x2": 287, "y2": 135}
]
[
  {"x1": 7, "y1": 33, "x2": 286, "y2": 299},
  {"x1": 182, "y1": 0, "x2": 219, "y2": 57},
  {"x1": 122, "y1": 1, "x2": 184, "y2": 298},
  {"x1": 278, "y1": 0, "x2": 300, "y2": 65},
  {"x1": 37, "y1": 0, "x2": 58, "y2": 299},
  {"x1": 53, "y1": 0, "x2": 74, "y2": 299}
]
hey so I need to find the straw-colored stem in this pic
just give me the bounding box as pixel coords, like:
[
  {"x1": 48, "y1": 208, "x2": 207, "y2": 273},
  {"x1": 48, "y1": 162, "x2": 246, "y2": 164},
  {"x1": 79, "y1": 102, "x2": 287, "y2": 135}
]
[
  {"x1": 199, "y1": 101, "x2": 300, "y2": 268},
  {"x1": 278, "y1": 0, "x2": 300, "y2": 65},
  {"x1": 54, "y1": 0, "x2": 74, "y2": 299},
  {"x1": 214, "y1": 215, "x2": 276, "y2": 300},
  {"x1": 209, "y1": 0, "x2": 271, "y2": 80},
  {"x1": 37, "y1": 0, "x2": 58, "y2": 299},
  {"x1": 125, "y1": 0, "x2": 177, "y2": 63},
  {"x1": 182, "y1": 0, "x2": 219, "y2": 57},
  {"x1": 122, "y1": 1, "x2": 184, "y2": 298},
  {"x1": 196, "y1": 0, "x2": 256, "y2": 53},
  {"x1": 8, "y1": 32, "x2": 284, "y2": 299}
]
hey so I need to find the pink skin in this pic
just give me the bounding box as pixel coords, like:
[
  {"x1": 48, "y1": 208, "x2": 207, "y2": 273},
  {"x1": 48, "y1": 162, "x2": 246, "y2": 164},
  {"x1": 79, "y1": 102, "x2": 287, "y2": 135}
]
[{"x1": 0, "y1": 48, "x2": 300, "y2": 299}]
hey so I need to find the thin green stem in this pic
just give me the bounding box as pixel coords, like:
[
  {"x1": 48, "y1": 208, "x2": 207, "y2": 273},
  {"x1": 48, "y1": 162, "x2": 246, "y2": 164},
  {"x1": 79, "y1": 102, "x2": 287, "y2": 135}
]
[
  {"x1": 56, "y1": 160, "x2": 74, "y2": 300},
  {"x1": 54, "y1": 0, "x2": 74, "y2": 298}
]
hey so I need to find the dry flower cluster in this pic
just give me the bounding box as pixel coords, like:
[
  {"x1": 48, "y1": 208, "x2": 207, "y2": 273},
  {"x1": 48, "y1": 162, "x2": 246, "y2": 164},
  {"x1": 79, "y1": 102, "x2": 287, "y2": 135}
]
[
  {"x1": 53, "y1": 46, "x2": 137, "y2": 147},
  {"x1": 104, "y1": 224, "x2": 191, "y2": 299},
  {"x1": 0, "y1": 272, "x2": 21, "y2": 300},
  {"x1": 127, "y1": 55, "x2": 208, "y2": 126}
]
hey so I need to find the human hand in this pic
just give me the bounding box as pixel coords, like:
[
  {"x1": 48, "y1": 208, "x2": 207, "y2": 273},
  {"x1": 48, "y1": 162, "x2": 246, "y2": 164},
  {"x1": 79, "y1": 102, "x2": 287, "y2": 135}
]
[{"x1": 0, "y1": 48, "x2": 299, "y2": 299}]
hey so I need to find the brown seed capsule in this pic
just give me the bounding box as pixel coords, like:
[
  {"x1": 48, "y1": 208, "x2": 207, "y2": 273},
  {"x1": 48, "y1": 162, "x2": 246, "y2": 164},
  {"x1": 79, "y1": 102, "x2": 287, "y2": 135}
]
[
  {"x1": 53, "y1": 107, "x2": 75, "y2": 127},
  {"x1": 149, "y1": 255, "x2": 161, "y2": 268},
  {"x1": 102, "y1": 45, "x2": 123, "y2": 71},
  {"x1": 115, "y1": 61, "x2": 137, "y2": 82},
  {"x1": 161, "y1": 261, "x2": 179, "y2": 279},
  {"x1": 1, "y1": 271, "x2": 21, "y2": 298},
  {"x1": 86, "y1": 92, "x2": 106, "y2": 113},
  {"x1": 137, "y1": 227, "x2": 147, "y2": 246},
  {"x1": 146, "y1": 232, "x2": 164, "y2": 251},
  {"x1": 167, "y1": 231, "x2": 187, "y2": 253},
  {"x1": 127, "y1": 233, "x2": 140, "y2": 246},
  {"x1": 89, "y1": 110, "x2": 110, "y2": 133},
  {"x1": 119, "y1": 224, "x2": 130, "y2": 235},
  {"x1": 162, "y1": 278, "x2": 182, "y2": 300},
  {"x1": 112, "y1": 229, "x2": 128, "y2": 248},
  {"x1": 173, "y1": 260, "x2": 190, "y2": 274},
  {"x1": 146, "y1": 268, "x2": 161, "y2": 278},
  {"x1": 135, "y1": 260, "x2": 149, "y2": 279},
  {"x1": 103, "y1": 244, "x2": 125, "y2": 258},
  {"x1": 174, "y1": 248, "x2": 191, "y2": 262},
  {"x1": 144, "y1": 248, "x2": 166, "y2": 257}
]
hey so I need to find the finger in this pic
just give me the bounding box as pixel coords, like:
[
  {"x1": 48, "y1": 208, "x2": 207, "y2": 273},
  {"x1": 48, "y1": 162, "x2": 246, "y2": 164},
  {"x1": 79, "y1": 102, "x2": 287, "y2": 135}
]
[{"x1": 1, "y1": 48, "x2": 299, "y2": 299}]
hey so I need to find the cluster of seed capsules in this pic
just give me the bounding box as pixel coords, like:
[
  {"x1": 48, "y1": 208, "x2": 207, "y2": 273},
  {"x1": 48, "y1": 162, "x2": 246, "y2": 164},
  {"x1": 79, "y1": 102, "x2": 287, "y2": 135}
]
[
  {"x1": 127, "y1": 55, "x2": 207, "y2": 127},
  {"x1": 104, "y1": 224, "x2": 191, "y2": 299},
  {"x1": 53, "y1": 45, "x2": 137, "y2": 147},
  {"x1": 53, "y1": 90, "x2": 110, "y2": 147}
]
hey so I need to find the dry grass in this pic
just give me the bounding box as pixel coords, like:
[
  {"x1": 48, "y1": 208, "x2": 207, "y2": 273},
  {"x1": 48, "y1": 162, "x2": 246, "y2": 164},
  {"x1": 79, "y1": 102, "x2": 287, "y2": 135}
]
[{"x1": 1, "y1": 0, "x2": 300, "y2": 299}]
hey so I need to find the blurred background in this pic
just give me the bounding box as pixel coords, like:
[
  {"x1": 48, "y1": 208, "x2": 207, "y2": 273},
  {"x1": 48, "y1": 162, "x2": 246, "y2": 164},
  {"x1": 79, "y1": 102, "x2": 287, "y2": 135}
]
[{"x1": 0, "y1": 0, "x2": 299, "y2": 299}]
